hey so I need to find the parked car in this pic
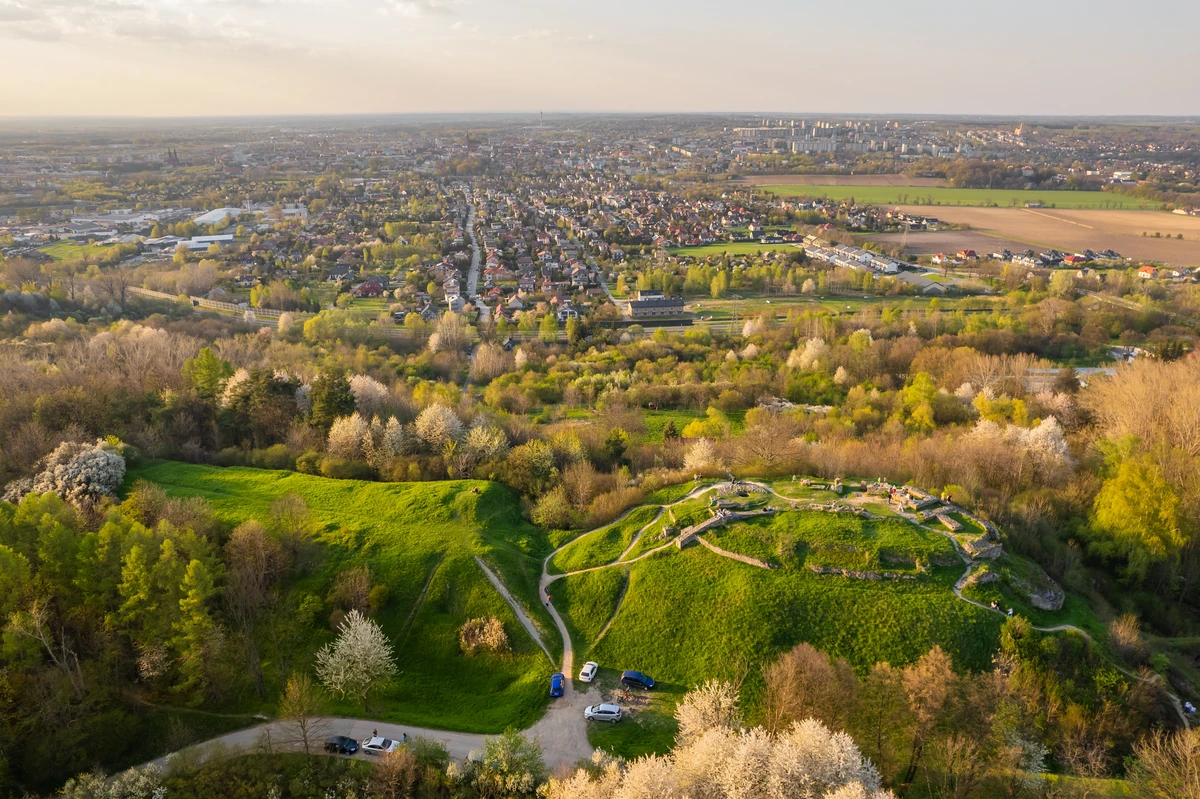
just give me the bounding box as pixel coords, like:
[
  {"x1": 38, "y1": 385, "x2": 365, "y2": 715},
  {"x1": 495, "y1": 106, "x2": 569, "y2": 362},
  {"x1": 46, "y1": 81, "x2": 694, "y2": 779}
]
[
  {"x1": 578, "y1": 661, "x2": 599, "y2": 683},
  {"x1": 550, "y1": 672, "x2": 565, "y2": 697},
  {"x1": 362, "y1": 736, "x2": 400, "y2": 756},
  {"x1": 621, "y1": 670, "x2": 656, "y2": 690},
  {"x1": 584, "y1": 703, "x2": 623, "y2": 723},
  {"x1": 323, "y1": 736, "x2": 359, "y2": 755}
]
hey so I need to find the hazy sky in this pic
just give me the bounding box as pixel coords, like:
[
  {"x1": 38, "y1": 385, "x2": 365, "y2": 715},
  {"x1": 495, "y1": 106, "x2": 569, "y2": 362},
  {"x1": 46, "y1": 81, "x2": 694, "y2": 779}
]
[{"x1": 0, "y1": 0, "x2": 1196, "y2": 117}]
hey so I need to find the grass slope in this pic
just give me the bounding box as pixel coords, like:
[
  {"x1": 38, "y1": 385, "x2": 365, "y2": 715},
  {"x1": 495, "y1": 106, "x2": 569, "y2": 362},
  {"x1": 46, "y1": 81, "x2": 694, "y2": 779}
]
[
  {"x1": 586, "y1": 545, "x2": 1001, "y2": 684},
  {"x1": 130, "y1": 461, "x2": 557, "y2": 733},
  {"x1": 548, "y1": 506, "x2": 660, "y2": 574}
]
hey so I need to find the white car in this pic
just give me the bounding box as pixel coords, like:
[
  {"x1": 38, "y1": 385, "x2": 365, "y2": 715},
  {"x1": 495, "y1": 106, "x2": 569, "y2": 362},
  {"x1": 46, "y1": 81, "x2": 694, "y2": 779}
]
[
  {"x1": 361, "y1": 736, "x2": 401, "y2": 755},
  {"x1": 578, "y1": 661, "x2": 599, "y2": 683},
  {"x1": 584, "y1": 703, "x2": 622, "y2": 723}
]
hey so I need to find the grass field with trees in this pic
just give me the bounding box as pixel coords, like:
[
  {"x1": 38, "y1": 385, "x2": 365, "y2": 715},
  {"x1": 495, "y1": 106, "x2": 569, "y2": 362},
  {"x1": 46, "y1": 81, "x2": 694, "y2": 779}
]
[
  {"x1": 757, "y1": 185, "x2": 1165, "y2": 209},
  {"x1": 131, "y1": 461, "x2": 558, "y2": 731}
]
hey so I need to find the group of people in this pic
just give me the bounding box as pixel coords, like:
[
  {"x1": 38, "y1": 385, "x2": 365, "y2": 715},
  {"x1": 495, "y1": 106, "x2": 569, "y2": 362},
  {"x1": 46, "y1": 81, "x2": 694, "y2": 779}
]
[{"x1": 372, "y1": 728, "x2": 408, "y2": 744}]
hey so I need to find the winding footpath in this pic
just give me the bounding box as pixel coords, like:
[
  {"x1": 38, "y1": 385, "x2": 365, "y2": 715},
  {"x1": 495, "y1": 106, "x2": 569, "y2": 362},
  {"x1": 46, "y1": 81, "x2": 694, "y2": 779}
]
[{"x1": 142, "y1": 480, "x2": 1187, "y2": 775}]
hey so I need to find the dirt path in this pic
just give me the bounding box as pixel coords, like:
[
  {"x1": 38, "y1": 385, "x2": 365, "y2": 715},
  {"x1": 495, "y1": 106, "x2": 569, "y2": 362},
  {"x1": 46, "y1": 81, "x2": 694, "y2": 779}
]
[
  {"x1": 618, "y1": 508, "x2": 665, "y2": 561},
  {"x1": 474, "y1": 556, "x2": 553, "y2": 664}
]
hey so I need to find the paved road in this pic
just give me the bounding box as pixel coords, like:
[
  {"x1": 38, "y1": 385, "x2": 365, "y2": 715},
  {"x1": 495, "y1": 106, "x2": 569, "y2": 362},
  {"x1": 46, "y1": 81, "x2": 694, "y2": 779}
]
[{"x1": 464, "y1": 194, "x2": 490, "y2": 324}]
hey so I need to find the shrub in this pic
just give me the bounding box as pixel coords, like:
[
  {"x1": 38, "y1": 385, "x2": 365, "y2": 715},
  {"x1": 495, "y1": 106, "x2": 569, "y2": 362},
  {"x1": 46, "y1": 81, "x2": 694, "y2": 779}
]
[
  {"x1": 459, "y1": 617, "x2": 509, "y2": 656},
  {"x1": 1109, "y1": 613, "x2": 1147, "y2": 663},
  {"x1": 320, "y1": 457, "x2": 375, "y2": 481}
]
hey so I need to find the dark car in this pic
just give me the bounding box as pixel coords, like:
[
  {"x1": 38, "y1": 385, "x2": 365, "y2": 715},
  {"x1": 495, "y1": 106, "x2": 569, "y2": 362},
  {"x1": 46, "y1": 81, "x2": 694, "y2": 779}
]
[
  {"x1": 324, "y1": 735, "x2": 360, "y2": 755},
  {"x1": 621, "y1": 670, "x2": 656, "y2": 691},
  {"x1": 550, "y1": 672, "x2": 565, "y2": 697}
]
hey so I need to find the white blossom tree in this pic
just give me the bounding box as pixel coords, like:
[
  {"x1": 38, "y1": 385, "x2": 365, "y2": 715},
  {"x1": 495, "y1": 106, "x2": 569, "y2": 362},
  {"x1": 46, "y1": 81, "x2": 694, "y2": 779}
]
[
  {"x1": 788, "y1": 338, "x2": 829, "y2": 371},
  {"x1": 675, "y1": 679, "x2": 742, "y2": 746},
  {"x1": 684, "y1": 438, "x2": 719, "y2": 473},
  {"x1": 415, "y1": 404, "x2": 465, "y2": 451},
  {"x1": 349, "y1": 374, "x2": 391, "y2": 417},
  {"x1": 19, "y1": 440, "x2": 127, "y2": 508},
  {"x1": 465, "y1": 423, "x2": 509, "y2": 461},
  {"x1": 327, "y1": 413, "x2": 369, "y2": 460},
  {"x1": 543, "y1": 714, "x2": 891, "y2": 799},
  {"x1": 314, "y1": 609, "x2": 397, "y2": 710}
]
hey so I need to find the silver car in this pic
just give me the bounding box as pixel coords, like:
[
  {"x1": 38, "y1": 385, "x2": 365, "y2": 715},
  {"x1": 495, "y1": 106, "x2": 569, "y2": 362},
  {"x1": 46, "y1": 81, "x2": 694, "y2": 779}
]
[{"x1": 584, "y1": 703, "x2": 622, "y2": 723}]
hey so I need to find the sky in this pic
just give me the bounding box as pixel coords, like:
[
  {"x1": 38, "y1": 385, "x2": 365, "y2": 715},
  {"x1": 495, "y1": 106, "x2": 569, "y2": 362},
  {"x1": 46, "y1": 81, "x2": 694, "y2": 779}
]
[{"x1": 0, "y1": 0, "x2": 1196, "y2": 118}]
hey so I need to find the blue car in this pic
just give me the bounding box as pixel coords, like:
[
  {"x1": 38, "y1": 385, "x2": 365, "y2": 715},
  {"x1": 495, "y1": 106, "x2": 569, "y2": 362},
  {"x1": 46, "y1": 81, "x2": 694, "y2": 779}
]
[
  {"x1": 621, "y1": 670, "x2": 656, "y2": 691},
  {"x1": 550, "y1": 672, "x2": 565, "y2": 697}
]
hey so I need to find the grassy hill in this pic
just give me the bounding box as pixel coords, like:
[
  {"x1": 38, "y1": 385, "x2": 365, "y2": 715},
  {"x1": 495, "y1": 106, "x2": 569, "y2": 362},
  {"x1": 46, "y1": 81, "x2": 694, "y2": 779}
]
[
  {"x1": 130, "y1": 461, "x2": 558, "y2": 733},
  {"x1": 554, "y1": 506, "x2": 1005, "y2": 756}
]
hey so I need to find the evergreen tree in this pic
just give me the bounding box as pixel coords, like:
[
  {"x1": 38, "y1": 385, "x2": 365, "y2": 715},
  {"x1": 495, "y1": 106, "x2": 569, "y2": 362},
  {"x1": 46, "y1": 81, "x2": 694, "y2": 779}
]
[{"x1": 309, "y1": 367, "x2": 356, "y2": 429}]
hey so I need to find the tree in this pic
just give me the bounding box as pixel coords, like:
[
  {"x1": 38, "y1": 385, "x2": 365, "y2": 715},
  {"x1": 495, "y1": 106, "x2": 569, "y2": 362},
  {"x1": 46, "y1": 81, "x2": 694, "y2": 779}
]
[
  {"x1": 315, "y1": 609, "x2": 398, "y2": 711},
  {"x1": 225, "y1": 521, "x2": 287, "y2": 699},
  {"x1": 24, "y1": 440, "x2": 126, "y2": 509},
  {"x1": 415, "y1": 404, "x2": 464, "y2": 451},
  {"x1": 565, "y1": 316, "x2": 582, "y2": 344},
  {"x1": 309, "y1": 367, "x2": 356, "y2": 429},
  {"x1": 173, "y1": 559, "x2": 216, "y2": 701},
  {"x1": 279, "y1": 672, "x2": 327, "y2": 755},
  {"x1": 1092, "y1": 454, "x2": 1186, "y2": 583},
  {"x1": 1049, "y1": 270, "x2": 1076, "y2": 299},
  {"x1": 539, "y1": 313, "x2": 559, "y2": 343},
  {"x1": 1128, "y1": 728, "x2": 1200, "y2": 799},
  {"x1": 182, "y1": 347, "x2": 234, "y2": 400},
  {"x1": 604, "y1": 427, "x2": 629, "y2": 464},
  {"x1": 531, "y1": 486, "x2": 574, "y2": 529},
  {"x1": 675, "y1": 679, "x2": 742, "y2": 746},
  {"x1": 466, "y1": 729, "x2": 546, "y2": 799}
]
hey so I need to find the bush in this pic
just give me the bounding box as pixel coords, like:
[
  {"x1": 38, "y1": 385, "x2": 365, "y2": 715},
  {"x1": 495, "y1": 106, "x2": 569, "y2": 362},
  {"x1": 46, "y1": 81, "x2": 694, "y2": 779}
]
[
  {"x1": 369, "y1": 584, "x2": 390, "y2": 612},
  {"x1": 459, "y1": 617, "x2": 509, "y2": 656},
  {"x1": 295, "y1": 450, "x2": 322, "y2": 474},
  {"x1": 319, "y1": 457, "x2": 376, "y2": 481}
]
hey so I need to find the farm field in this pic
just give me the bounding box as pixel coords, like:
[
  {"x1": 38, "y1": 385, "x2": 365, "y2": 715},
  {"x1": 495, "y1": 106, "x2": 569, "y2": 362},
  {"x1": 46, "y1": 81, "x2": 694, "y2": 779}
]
[
  {"x1": 890, "y1": 206, "x2": 1200, "y2": 265},
  {"x1": 129, "y1": 461, "x2": 557, "y2": 733},
  {"x1": 738, "y1": 174, "x2": 947, "y2": 187},
  {"x1": 757, "y1": 184, "x2": 1163, "y2": 210},
  {"x1": 861, "y1": 230, "x2": 1042, "y2": 258}
]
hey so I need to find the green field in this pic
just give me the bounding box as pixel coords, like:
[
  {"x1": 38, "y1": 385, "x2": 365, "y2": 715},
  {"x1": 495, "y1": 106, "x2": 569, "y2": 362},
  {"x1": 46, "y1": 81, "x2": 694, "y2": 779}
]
[
  {"x1": 36, "y1": 240, "x2": 118, "y2": 261},
  {"x1": 757, "y1": 185, "x2": 1163, "y2": 210},
  {"x1": 130, "y1": 462, "x2": 557, "y2": 733}
]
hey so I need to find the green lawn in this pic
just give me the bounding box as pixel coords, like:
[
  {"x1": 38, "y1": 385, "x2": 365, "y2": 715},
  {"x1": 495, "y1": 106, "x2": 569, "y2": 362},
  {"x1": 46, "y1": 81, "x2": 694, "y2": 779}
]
[
  {"x1": 37, "y1": 240, "x2": 118, "y2": 261},
  {"x1": 549, "y1": 506, "x2": 661, "y2": 574},
  {"x1": 128, "y1": 462, "x2": 558, "y2": 733},
  {"x1": 757, "y1": 185, "x2": 1163, "y2": 210}
]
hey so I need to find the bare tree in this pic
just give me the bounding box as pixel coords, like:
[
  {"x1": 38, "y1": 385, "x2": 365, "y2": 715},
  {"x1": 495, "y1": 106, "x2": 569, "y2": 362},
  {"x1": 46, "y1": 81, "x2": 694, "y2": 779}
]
[{"x1": 278, "y1": 672, "x2": 328, "y2": 756}]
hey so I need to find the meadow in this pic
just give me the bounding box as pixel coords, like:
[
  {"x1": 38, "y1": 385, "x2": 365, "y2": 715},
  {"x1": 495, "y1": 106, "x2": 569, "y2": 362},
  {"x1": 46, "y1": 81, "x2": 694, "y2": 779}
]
[
  {"x1": 130, "y1": 461, "x2": 558, "y2": 732},
  {"x1": 756, "y1": 184, "x2": 1163, "y2": 210}
]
